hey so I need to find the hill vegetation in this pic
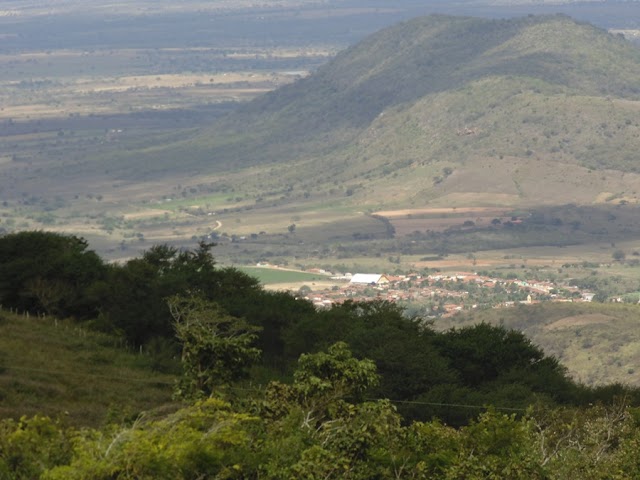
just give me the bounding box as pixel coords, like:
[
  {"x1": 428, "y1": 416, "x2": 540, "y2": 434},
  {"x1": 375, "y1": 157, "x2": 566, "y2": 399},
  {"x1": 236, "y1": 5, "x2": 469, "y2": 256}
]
[
  {"x1": 2, "y1": 232, "x2": 640, "y2": 418},
  {"x1": 3, "y1": 232, "x2": 640, "y2": 478},
  {"x1": 0, "y1": 311, "x2": 175, "y2": 427},
  {"x1": 440, "y1": 302, "x2": 640, "y2": 387},
  {"x1": 114, "y1": 14, "x2": 640, "y2": 208}
]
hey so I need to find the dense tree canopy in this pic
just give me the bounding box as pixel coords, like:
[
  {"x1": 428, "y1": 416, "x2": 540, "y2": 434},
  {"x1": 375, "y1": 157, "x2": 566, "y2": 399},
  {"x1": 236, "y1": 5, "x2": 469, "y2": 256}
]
[
  {"x1": 0, "y1": 231, "x2": 106, "y2": 318},
  {"x1": 1, "y1": 230, "x2": 639, "y2": 428},
  {"x1": 169, "y1": 294, "x2": 262, "y2": 399},
  {"x1": 4, "y1": 344, "x2": 640, "y2": 479},
  {"x1": 0, "y1": 235, "x2": 261, "y2": 346},
  {"x1": 97, "y1": 242, "x2": 261, "y2": 346}
]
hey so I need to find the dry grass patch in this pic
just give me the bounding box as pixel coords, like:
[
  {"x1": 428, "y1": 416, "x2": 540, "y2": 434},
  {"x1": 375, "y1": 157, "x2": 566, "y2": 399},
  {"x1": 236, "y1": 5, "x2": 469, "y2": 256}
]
[
  {"x1": 81, "y1": 72, "x2": 297, "y2": 93},
  {"x1": 545, "y1": 313, "x2": 617, "y2": 330},
  {"x1": 123, "y1": 209, "x2": 172, "y2": 220},
  {"x1": 264, "y1": 280, "x2": 343, "y2": 292},
  {"x1": 373, "y1": 206, "x2": 505, "y2": 218},
  {"x1": 0, "y1": 78, "x2": 293, "y2": 121}
]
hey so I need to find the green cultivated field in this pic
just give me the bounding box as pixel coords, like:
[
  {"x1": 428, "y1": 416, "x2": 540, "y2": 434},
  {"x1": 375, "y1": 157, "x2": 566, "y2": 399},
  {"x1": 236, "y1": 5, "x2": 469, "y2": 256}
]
[{"x1": 238, "y1": 266, "x2": 328, "y2": 284}]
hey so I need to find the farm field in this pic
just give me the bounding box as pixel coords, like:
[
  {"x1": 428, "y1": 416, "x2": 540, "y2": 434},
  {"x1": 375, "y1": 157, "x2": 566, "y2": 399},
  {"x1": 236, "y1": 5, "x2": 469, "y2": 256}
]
[
  {"x1": 238, "y1": 266, "x2": 330, "y2": 285},
  {"x1": 0, "y1": 49, "x2": 319, "y2": 122},
  {"x1": 0, "y1": 37, "x2": 334, "y2": 260}
]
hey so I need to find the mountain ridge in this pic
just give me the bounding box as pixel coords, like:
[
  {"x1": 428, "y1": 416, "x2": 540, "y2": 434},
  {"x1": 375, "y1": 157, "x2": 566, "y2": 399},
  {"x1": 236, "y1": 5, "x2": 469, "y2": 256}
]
[
  {"x1": 215, "y1": 14, "x2": 640, "y2": 146},
  {"x1": 108, "y1": 13, "x2": 640, "y2": 210}
]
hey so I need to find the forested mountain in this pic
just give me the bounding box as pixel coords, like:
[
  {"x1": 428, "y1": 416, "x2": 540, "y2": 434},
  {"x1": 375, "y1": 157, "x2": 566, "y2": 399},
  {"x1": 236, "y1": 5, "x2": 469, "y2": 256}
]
[
  {"x1": 132, "y1": 14, "x2": 640, "y2": 208},
  {"x1": 230, "y1": 14, "x2": 640, "y2": 148}
]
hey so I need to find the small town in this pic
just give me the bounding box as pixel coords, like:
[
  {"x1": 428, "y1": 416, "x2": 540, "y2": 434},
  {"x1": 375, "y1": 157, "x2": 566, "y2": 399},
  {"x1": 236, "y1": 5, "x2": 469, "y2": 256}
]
[{"x1": 284, "y1": 268, "x2": 597, "y2": 315}]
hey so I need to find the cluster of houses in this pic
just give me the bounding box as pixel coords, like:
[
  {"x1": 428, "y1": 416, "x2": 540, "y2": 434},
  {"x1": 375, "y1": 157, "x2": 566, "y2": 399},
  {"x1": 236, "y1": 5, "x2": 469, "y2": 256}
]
[{"x1": 296, "y1": 270, "x2": 595, "y2": 314}]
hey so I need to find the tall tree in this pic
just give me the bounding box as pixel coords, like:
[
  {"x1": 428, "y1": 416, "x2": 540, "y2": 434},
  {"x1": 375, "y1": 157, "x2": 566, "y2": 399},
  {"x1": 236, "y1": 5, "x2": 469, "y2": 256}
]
[
  {"x1": 168, "y1": 295, "x2": 261, "y2": 399},
  {"x1": 283, "y1": 300, "x2": 456, "y2": 402}
]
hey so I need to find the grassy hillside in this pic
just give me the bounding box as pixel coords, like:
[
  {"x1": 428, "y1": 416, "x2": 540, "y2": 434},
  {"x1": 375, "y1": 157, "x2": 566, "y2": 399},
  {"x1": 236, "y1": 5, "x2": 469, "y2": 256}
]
[
  {"x1": 229, "y1": 14, "x2": 640, "y2": 142},
  {"x1": 99, "y1": 14, "x2": 640, "y2": 210},
  {"x1": 208, "y1": 15, "x2": 640, "y2": 157},
  {"x1": 330, "y1": 76, "x2": 640, "y2": 206},
  {"x1": 438, "y1": 302, "x2": 640, "y2": 387},
  {"x1": 0, "y1": 310, "x2": 176, "y2": 427}
]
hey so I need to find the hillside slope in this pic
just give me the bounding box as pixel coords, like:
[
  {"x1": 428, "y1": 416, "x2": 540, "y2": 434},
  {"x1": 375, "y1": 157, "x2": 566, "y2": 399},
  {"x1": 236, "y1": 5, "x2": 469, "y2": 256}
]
[
  {"x1": 237, "y1": 14, "x2": 640, "y2": 142},
  {"x1": 127, "y1": 14, "x2": 640, "y2": 209},
  {"x1": 438, "y1": 302, "x2": 640, "y2": 387},
  {"x1": 0, "y1": 311, "x2": 176, "y2": 426}
]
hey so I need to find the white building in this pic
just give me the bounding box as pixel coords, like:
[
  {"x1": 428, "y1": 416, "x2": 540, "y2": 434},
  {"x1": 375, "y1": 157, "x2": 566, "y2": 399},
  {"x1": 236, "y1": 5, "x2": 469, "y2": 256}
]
[{"x1": 349, "y1": 274, "x2": 389, "y2": 285}]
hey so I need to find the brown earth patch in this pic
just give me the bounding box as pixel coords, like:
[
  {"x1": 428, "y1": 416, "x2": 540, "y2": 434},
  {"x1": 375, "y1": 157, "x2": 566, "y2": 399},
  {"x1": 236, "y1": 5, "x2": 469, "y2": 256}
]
[
  {"x1": 123, "y1": 209, "x2": 171, "y2": 220},
  {"x1": 374, "y1": 206, "x2": 512, "y2": 235},
  {"x1": 374, "y1": 207, "x2": 506, "y2": 218},
  {"x1": 545, "y1": 313, "x2": 617, "y2": 330},
  {"x1": 263, "y1": 280, "x2": 342, "y2": 292},
  {"x1": 413, "y1": 259, "x2": 500, "y2": 269}
]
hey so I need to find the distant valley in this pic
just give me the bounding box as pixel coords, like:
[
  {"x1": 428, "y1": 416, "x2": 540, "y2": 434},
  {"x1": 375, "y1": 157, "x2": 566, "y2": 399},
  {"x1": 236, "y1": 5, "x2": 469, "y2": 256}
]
[{"x1": 2, "y1": 5, "x2": 640, "y2": 285}]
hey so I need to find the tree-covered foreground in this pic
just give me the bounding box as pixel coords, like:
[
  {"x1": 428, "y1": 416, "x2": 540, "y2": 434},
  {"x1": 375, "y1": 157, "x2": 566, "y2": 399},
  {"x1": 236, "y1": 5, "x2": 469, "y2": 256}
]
[{"x1": 2, "y1": 231, "x2": 640, "y2": 478}]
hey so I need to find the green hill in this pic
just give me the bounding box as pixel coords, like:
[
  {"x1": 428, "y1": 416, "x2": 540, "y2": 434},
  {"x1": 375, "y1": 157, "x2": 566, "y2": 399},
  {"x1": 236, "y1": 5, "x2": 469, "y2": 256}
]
[
  {"x1": 107, "y1": 14, "x2": 640, "y2": 210},
  {"x1": 232, "y1": 14, "x2": 640, "y2": 148},
  {"x1": 0, "y1": 310, "x2": 176, "y2": 427}
]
